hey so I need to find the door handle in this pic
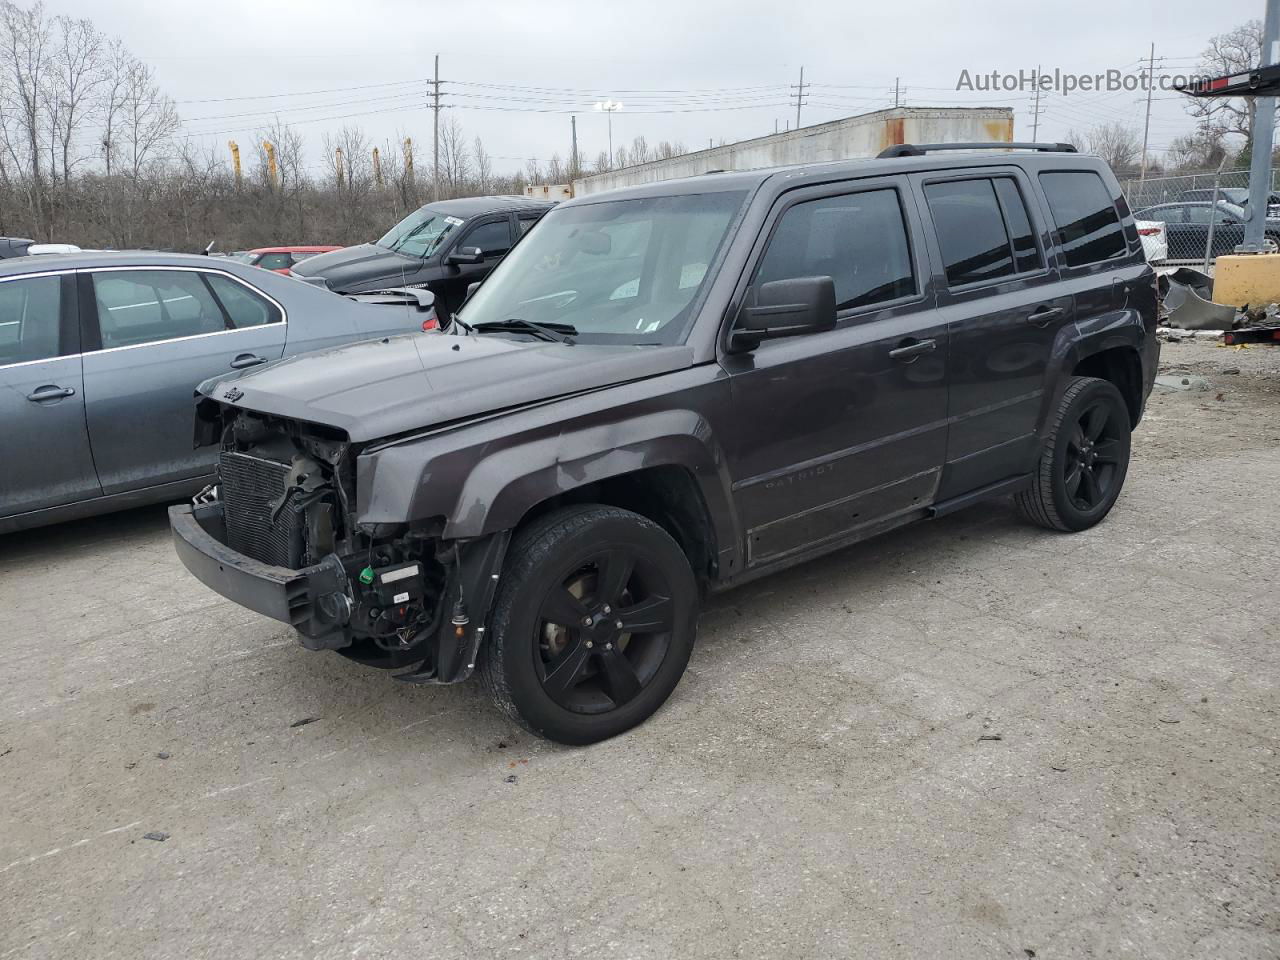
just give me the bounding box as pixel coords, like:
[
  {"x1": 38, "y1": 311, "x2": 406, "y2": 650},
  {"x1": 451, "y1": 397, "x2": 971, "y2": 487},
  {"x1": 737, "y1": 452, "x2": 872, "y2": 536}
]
[
  {"x1": 888, "y1": 338, "x2": 937, "y2": 361},
  {"x1": 229, "y1": 353, "x2": 267, "y2": 369},
  {"x1": 26, "y1": 385, "x2": 76, "y2": 402},
  {"x1": 1026, "y1": 306, "x2": 1065, "y2": 326}
]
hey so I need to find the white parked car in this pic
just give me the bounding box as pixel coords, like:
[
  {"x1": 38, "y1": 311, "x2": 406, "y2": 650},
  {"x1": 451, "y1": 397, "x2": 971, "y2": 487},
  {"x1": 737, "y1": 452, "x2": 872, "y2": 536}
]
[{"x1": 1135, "y1": 219, "x2": 1168, "y2": 263}]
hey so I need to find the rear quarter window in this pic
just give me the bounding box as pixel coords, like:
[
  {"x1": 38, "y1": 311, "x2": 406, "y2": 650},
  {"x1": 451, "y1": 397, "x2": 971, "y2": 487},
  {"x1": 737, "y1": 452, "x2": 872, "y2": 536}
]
[{"x1": 1038, "y1": 171, "x2": 1127, "y2": 268}]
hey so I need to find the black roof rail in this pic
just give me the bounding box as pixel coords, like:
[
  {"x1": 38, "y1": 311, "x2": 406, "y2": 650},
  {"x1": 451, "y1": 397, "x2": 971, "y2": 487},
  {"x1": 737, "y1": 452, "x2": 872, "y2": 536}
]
[{"x1": 877, "y1": 141, "x2": 1078, "y2": 159}]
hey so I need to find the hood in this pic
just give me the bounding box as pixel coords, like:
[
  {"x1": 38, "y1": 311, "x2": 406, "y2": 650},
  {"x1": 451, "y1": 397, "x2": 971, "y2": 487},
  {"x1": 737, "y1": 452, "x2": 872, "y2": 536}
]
[
  {"x1": 290, "y1": 243, "x2": 430, "y2": 292},
  {"x1": 201, "y1": 333, "x2": 695, "y2": 442}
]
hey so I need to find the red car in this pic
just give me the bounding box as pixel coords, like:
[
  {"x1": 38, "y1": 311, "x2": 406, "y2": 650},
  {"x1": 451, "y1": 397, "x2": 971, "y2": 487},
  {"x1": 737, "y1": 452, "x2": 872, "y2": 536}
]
[{"x1": 235, "y1": 246, "x2": 341, "y2": 275}]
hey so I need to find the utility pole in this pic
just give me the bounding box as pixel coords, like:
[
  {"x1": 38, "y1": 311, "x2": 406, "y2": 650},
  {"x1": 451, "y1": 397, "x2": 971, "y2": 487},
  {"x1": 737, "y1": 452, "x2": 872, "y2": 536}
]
[
  {"x1": 1139, "y1": 44, "x2": 1157, "y2": 182},
  {"x1": 570, "y1": 115, "x2": 579, "y2": 181},
  {"x1": 894, "y1": 77, "x2": 901, "y2": 108},
  {"x1": 1242, "y1": 0, "x2": 1280, "y2": 251},
  {"x1": 790, "y1": 66, "x2": 808, "y2": 128},
  {"x1": 432, "y1": 54, "x2": 440, "y2": 202},
  {"x1": 1030, "y1": 65, "x2": 1043, "y2": 141}
]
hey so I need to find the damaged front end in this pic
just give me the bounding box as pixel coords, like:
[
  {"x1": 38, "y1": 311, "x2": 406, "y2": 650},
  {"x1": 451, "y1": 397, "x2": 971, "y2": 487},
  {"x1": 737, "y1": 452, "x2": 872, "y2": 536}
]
[{"x1": 170, "y1": 400, "x2": 507, "y2": 684}]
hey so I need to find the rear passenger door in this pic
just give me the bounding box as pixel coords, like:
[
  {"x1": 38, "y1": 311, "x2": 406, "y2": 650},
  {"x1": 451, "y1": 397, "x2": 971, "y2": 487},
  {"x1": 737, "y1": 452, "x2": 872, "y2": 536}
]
[
  {"x1": 915, "y1": 169, "x2": 1073, "y2": 499},
  {"x1": 721, "y1": 177, "x2": 949, "y2": 568},
  {"x1": 0, "y1": 272, "x2": 101, "y2": 519},
  {"x1": 80, "y1": 268, "x2": 286, "y2": 495}
]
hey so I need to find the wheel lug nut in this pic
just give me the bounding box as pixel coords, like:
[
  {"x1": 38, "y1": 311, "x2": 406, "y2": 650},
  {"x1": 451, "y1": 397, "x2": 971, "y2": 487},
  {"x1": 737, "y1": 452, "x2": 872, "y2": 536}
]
[
  {"x1": 605, "y1": 642, "x2": 613, "y2": 650},
  {"x1": 603, "y1": 605, "x2": 611, "y2": 614},
  {"x1": 616, "y1": 620, "x2": 623, "y2": 629},
  {"x1": 585, "y1": 641, "x2": 593, "y2": 649},
  {"x1": 582, "y1": 617, "x2": 592, "y2": 626}
]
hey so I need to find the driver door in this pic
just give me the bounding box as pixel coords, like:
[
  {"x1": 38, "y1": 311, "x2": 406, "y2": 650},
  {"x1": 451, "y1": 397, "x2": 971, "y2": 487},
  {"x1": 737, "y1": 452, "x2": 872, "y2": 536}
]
[
  {"x1": 436, "y1": 216, "x2": 514, "y2": 316},
  {"x1": 720, "y1": 178, "x2": 949, "y2": 568}
]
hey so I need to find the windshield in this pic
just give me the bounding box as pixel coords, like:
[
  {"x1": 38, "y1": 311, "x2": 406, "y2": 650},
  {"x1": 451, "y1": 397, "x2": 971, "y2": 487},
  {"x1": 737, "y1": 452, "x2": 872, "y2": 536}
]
[
  {"x1": 458, "y1": 191, "x2": 745, "y2": 345},
  {"x1": 376, "y1": 206, "x2": 461, "y2": 257}
]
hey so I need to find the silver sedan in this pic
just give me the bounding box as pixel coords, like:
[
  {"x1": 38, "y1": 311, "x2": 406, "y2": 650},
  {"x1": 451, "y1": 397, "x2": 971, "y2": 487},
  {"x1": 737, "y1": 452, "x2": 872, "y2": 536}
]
[{"x1": 0, "y1": 251, "x2": 434, "y2": 533}]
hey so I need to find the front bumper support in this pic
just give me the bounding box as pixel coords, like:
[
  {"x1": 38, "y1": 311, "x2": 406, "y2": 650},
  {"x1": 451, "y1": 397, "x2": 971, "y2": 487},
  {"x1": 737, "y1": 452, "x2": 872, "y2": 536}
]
[{"x1": 169, "y1": 502, "x2": 352, "y2": 650}]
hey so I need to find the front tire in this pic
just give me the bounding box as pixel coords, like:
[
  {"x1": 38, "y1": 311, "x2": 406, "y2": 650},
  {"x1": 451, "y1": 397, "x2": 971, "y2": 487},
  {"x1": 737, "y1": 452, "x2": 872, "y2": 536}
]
[
  {"x1": 1015, "y1": 376, "x2": 1132, "y2": 532},
  {"x1": 479, "y1": 505, "x2": 698, "y2": 745}
]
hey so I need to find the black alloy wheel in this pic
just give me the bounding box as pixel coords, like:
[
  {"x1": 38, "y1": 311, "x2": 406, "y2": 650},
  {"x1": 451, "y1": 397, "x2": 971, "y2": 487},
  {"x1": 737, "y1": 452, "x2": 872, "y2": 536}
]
[
  {"x1": 480, "y1": 505, "x2": 697, "y2": 744},
  {"x1": 1015, "y1": 375, "x2": 1132, "y2": 532}
]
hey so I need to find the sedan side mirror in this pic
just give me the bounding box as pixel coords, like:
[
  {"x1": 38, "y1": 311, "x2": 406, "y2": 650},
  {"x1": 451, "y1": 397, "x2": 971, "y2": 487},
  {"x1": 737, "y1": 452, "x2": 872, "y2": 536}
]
[
  {"x1": 730, "y1": 276, "x2": 837, "y2": 350},
  {"x1": 447, "y1": 246, "x2": 484, "y2": 266}
]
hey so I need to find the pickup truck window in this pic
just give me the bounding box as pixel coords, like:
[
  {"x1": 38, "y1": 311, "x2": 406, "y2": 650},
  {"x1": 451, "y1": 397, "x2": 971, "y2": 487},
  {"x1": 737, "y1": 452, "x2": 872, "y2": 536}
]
[
  {"x1": 459, "y1": 191, "x2": 745, "y2": 344},
  {"x1": 755, "y1": 189, "x2": 915, "y2": 311}
]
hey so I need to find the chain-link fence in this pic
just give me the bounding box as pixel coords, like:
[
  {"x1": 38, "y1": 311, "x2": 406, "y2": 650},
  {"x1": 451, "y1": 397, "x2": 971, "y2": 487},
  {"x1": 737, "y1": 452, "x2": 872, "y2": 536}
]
[{"x1": 1122, "y1": 169, "x2": 1280, "y2": 266}]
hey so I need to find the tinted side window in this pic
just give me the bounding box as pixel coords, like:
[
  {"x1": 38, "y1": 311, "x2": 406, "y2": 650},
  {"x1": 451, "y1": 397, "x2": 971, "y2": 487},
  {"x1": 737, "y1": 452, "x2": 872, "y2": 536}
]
[
  {"x1": 93, "y1": 270, "x2": 227, "y2": 349},
  {"x1": 755, "y1": 189, "x2": 915, "y2": 312},
  {"x1": 461, "y1": 220, "x2": 512, "y2": 258},
  {"x1": 924, "y1": 179, "x2": 1016, "y2": 286},
  {"x1": 256, "y1": 253, "x2": 292, "y2": 270},
  {"x1": 0, "y1": 275, "x2": 61, "y2": 366},
  {"x1": 1038, "y1": 171, "x2": 1126, "y2": 267},
  {"x1": 206, "y1": 273, "x2": 282, "y2": 329},
  {"x1": 993, "y1": 178, "x2": 1042, "y2": 273}
]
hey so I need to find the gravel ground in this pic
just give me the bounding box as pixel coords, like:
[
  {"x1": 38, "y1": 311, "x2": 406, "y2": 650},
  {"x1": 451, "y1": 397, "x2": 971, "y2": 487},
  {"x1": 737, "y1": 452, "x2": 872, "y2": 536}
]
[{"x1": 1, "y1": 341, "x2": 1277, "y2": 960}]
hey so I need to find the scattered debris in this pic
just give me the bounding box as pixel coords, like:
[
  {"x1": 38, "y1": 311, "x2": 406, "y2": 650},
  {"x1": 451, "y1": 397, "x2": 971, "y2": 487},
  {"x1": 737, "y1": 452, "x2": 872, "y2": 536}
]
[
  {"x1": 977, "y1": 734, "x2": 1003, "y2": 742},
  {"x1": 1215, "y1": 393, "x2": 1226, "y2": 401},
  {"x1": 1157, "y1": 718, "x2": 1182, "y2": 724},
  {"x1": 155, "y1": 751, "x2": 171, "y2": 760},
  {"x1": 1154, "y1": 374, "x2": 1209, "y2": 392},
  {"x1": 0, "y1": 747, "x2": 11, "y2": 759},
  {"x1": 1222, "y1": 367, "x2": 1241, "y2": 375},
  {"x1": 1050, "y1": 765, "x2": 1068, "y2": 773},
  {"x1": 142, "y1": 831, "x2": 170, "y2": 842},
  {"x1": 504, "y1": 775, "x2": 518, "y2": 784},
  {"x1": 1024, "y1": 950, "x2": 1037, "y2": 958},
  {"x1": 289, "y1": 717, "x2": 320, "y2": 728}
]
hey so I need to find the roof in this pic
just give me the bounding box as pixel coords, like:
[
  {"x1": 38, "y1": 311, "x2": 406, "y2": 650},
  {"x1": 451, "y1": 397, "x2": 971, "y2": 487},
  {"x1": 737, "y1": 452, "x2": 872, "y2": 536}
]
[
  {"x1": 419, "y1": 195, "x2": 556, "y2": 217},
  {"x1": 560, "y1": 149, "x2": 1107, "y2": 206},
  {"x1": 0, "y1": 250, "x2": 263, "y2": 279},
  {"x1": 249, "y1": 245, "x2": 342, "y2": 254}
]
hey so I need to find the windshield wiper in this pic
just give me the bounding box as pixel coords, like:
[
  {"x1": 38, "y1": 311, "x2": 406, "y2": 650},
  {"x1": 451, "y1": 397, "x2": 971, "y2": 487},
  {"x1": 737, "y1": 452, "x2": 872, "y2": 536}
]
[{"x1": 470, "y1": 318, "x2": 577, "y2": 344}]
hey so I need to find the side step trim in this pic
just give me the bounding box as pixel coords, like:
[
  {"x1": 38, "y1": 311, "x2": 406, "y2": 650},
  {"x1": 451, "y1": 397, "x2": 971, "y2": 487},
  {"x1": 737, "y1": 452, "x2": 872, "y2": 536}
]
[{"x1": 928, "y1": 474, "x2": 1032, "y2": 519}]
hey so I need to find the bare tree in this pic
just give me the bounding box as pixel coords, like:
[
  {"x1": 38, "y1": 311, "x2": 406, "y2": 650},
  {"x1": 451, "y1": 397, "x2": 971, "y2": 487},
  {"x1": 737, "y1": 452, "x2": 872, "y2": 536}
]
[
  {"x1": 1068, "y1": 122, "x2": 1142, "y2": 176},
  {"x1": 0, "y1": 0, "x2": 54, "y2": 233},
  {"x1": 438, "y1": 116, "x2": 470, "y2": 197},
  {"x1": 1166, "y1": 125, "x2": 1230, "y2": 172},
  {"x1": 1188, "y1": 20, "x2": 1266, "y2": 139},
  {"x1": 472, "y1": 135, "x2": 492, "y2": 194},
  {"x1": 45, "y1": 14, "x2": 101, "y2": 187},
  {"x1": 116, "y1": 56, "x2": 177, "y2": 184}
]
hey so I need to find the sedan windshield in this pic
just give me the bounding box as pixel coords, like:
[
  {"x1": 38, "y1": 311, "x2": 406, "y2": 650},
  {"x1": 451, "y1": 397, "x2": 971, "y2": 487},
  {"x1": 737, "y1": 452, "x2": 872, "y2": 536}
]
[
  {"x1": 376, "y1": 207, "x2": 461, "y2": 257},
  {"x1": 458, "y1": 191, "x2": 745, "y2": 345}
]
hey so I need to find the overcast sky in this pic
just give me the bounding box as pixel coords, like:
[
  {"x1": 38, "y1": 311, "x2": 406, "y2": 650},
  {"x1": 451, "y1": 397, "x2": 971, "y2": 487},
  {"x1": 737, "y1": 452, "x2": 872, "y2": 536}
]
[{"x1": 54, "y1": 0, "x2": 1262, "y2": 175}]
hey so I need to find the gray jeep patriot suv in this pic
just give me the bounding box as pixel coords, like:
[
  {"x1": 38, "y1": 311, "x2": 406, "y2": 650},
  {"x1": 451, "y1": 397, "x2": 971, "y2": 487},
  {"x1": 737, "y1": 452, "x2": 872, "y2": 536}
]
[{"x1": 171, "y1": 142, "x2": 1158, "y2": 744}]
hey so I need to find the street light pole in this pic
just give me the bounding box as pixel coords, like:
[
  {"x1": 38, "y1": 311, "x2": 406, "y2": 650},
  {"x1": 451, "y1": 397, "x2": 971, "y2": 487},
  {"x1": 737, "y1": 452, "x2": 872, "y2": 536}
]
[{"x1": 595, "y1": 100, "x2": 622, "y2": 168}]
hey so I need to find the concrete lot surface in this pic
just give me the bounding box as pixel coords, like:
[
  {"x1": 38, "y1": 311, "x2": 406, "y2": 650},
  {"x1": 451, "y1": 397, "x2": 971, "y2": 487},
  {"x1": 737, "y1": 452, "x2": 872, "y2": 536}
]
[{"x1": 1, "y1": 341, "x2": 1277, "y2": 960}]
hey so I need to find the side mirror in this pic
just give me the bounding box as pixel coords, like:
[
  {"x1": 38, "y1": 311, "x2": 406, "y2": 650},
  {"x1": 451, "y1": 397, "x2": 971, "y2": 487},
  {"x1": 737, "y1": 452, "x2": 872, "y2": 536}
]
[
  {"x1": 447, "y1": 246, "x2": 484, "y2": 266},
  {"x1": 730, "y1": 276, "x2": 837, "y2": 350},
  {"x1": 466, "y1": 281, "x2": 482, "y2": 300}
]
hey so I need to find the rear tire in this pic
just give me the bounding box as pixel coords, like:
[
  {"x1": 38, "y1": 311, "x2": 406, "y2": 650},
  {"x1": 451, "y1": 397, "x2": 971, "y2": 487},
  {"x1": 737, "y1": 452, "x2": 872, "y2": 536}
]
[
  {"x1": 479, "y1": 505, "x2": 698, "y2": 745},
  {"x1": 1015, "y1": 376, "x2": 1132, "y2": 532}
]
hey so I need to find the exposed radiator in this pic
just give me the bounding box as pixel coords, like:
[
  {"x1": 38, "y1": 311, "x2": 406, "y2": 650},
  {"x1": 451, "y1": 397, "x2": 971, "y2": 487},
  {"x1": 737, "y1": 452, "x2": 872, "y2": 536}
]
[{"x1": 219, "y1": 450, "x2": 303, "y2": 568}]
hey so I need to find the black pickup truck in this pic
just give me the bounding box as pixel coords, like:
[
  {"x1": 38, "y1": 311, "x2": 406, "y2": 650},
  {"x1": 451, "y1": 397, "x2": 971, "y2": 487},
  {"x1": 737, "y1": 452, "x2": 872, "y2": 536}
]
[{"x1": 171, "y1": 143, "x2": 1159, "y2": 744}]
